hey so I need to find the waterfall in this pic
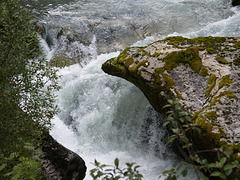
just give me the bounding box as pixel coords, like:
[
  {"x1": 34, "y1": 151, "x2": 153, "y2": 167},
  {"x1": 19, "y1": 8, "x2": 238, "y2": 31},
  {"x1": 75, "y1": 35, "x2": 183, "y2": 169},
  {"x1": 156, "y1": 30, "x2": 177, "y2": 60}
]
[
  {"x1": 50, "y1": 51, "x2": 182, "y2": 179},
  {"x1": 23, "y1": 0, "x2": 240, "y2": 179}
]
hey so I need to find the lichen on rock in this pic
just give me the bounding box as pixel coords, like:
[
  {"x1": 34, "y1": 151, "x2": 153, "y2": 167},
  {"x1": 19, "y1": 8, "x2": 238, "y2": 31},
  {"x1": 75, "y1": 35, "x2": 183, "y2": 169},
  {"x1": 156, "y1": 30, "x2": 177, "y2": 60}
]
[{"x1": 102, "y1": 36, "x2": 240, "y2": 162}]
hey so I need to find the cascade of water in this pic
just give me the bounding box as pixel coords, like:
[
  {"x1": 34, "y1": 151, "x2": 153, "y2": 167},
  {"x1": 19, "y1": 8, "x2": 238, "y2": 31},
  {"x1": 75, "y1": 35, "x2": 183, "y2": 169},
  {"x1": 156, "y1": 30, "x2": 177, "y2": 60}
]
[
  {"x1": 26, "y1": 0, "x2": 240, "y2": 179},
  {"x1": 50, "y1": 51, "x2": 185, "y2": 179}
]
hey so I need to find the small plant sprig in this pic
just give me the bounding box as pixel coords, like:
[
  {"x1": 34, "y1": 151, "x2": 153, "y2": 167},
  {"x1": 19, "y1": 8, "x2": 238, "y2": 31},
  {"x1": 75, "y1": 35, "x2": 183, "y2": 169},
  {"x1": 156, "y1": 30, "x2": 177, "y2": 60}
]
[
  {"x1": 196, "y1": 147, "x2": 240, "y2": 180},
  {"x1": 90, "y1": 158, "x2": 143, "y2": 180},
  {"x1": 161, "y1": 99, "x2": 240, "y2": 180},
  {"x1": 162, "y1": 99, "x2": 201, "y2": 179}
]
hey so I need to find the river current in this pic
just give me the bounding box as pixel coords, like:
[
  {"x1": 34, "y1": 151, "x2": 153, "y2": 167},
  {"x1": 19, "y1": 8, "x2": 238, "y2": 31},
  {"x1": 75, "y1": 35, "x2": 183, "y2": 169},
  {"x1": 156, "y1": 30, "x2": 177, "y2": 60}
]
[{"x1": 22, "y1": 0, "x2": 240, "y2": 179}]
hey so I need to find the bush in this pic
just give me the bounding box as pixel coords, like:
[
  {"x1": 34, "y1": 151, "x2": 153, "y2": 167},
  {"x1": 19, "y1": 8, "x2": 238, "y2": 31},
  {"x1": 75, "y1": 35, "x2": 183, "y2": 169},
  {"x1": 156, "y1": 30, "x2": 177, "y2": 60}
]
[{"x1": 0, "y1": 0, "x2": 59, "y2": 178}]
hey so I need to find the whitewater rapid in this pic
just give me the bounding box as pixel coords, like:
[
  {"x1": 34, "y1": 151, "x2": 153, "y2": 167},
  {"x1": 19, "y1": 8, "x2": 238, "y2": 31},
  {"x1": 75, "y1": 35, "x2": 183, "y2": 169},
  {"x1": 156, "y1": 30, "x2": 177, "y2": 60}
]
[{"x1": 49, "y1": 51, "x2": 181, "y2": 179}]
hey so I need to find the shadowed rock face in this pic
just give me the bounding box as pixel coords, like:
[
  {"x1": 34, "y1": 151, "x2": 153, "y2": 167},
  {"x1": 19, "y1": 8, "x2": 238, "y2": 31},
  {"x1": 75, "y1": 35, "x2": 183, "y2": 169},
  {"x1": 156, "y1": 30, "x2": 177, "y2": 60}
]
[
  {"x1": 232, "y1": 0, "x2": 240, "y2": 6},
  {"x1": 41, "y1": 132, "x2": 86, "y2": 180},
  {"x1": 102, "y1": 36, "x2": 240, "y2": 159}
]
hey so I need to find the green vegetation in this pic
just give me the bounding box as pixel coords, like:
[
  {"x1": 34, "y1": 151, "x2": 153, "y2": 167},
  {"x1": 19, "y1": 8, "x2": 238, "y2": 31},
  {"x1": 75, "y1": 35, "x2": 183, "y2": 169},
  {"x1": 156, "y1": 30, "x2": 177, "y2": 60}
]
[
  {"x1": 116, "y1": 47, "x2": 131, "y2": 62},
  {"x1": 0, "y1": 0, "x2": 59, "y2": 178},
  {"x1": 233, "y1": 40, "x2": 240, "y2": 49},
  {"x1": 129, "y1": 60, "x2": 149, "y2": 73},
  {"x1": 205, "y1": 111, "x2": 219, "y2": 121},
  {"x1": 162, "y1": 47, "x2": 202, "y2": 73},
  {"x1": 161, "y1": 99, "x2": 240, "y2": 180},
  {"x1": 210, "y1": 91, "x2": 238, "y2": 106},
  {"x1": 200, "y1": 67, "x2": 209, "y2": 77},
  {"x1": 206, "y1": 48, "x2": 216, "y2": 54},
  {"x1": 50, "y1": 54, "x2": 71, "y2": 68},
  {"x1": 164, "y1": 36, "x2": 226, "y2": 50},
  {"x1": 219, "y1": 75, "x2": 233, "y2": 89},
  {"x1": 205, "y1": 75, "x2": 217, "y2": 96},
  {"x1": 233, "y1": 57, "x2": 240, "y2": 66},
  {"x1": 215, "y1": 57, "x2": 230, "y2": 64},
  {"x1": 153, "y1": 68, "x2": 176, "y2": 91},
  {"x1": 90, "y1": 158, "x2": 143, "y2": 180}
]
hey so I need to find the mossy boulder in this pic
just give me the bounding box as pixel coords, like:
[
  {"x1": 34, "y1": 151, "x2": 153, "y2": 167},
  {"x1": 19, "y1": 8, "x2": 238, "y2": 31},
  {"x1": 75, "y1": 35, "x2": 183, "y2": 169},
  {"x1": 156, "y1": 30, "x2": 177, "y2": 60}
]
[{"x1": 102, "y1": 36, "x2": 240, "y2": 162}]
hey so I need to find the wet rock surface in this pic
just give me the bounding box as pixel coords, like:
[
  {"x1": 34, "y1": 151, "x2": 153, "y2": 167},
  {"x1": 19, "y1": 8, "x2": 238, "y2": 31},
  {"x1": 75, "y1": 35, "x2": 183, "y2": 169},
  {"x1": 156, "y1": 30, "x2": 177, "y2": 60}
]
[{"x1": 41, "y1": 132, "x2": 86, "y2": 180}]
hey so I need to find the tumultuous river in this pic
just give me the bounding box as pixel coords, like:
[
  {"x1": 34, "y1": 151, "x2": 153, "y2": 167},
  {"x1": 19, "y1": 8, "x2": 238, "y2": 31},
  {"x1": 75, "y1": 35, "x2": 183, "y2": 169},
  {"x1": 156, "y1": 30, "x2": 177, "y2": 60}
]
[{"x1": 21, "y1": 0, "x2": 240, "y2": 179}]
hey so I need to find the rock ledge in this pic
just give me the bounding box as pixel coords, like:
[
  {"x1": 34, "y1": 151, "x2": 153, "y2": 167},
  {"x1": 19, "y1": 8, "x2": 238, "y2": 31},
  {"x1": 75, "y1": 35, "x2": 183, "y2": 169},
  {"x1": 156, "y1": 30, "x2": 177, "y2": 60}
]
[{"x1": 102, "y1": 36, "x2": 240, "y2": 158}]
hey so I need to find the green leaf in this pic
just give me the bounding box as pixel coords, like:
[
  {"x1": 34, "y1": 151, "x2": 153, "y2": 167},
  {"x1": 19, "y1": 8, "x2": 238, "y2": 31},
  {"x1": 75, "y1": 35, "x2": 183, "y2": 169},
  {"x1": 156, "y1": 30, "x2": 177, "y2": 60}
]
[
  {"x1": 0, "y1": 164, "x2": 6, "y2": 171},
  {"x1": 180, "y1": 168, "x2": 188, "y2": 177},
  {"x1": 168, "y1": 135, "x2": 177, "y2": 143},
  {"x1": 134, "y1": 165, "x2": 140, "y2": 171},
  {"x1": 210, "y1": 171, "x2": 227, "y2": 180},
  {"x1": 179, "y1": 117, "x2": 185, "y2": 123},
  {"x1": 7, "y1": 152, "x2": 18, "y2": 160},
  {"x1": 136, "y1": 174, "x2": 143, "y2": 178},
  {"x1": 182, "y1": 143, "x2": 192, "y2": 149},
  {"x1": 219, "y1": 157, "x2": 227, "y2": 167},
  {"x1": 172, "y1": 128, "x2": 180, "y2": 134},
  {"x1": 223, "y1": 163, "x2": 235, "y2": 171},
  {"x1": 182, "y1": 124, "x2": 189, "y2": 128},
  {"x1": 224, "y1": 168, "x2": 232, "y2": 176},
  {"x1": 94, "y1": 159, "x2": 100, "y2": 166},
  {"x1": 163, "y1": 121, "x2": 170, "y2": 127},
  {"x1": 193, "y1": 127, "x2": 201, "y2": 134},
  {"x1": 163, "y1": 104, "x2": 171, "y2": 109},
  {"x1": 185, "y1": 116, "x2": 192, "y2": 122},
  {"x1": 114, "y1": 158, "x2": 119, "y2": 168},
  {"x1": 208, "y1": 162, "x2": 217, "y2": 168},
  {"x1": 105, "y1": 169, "x2": 114, "y2": 171}
]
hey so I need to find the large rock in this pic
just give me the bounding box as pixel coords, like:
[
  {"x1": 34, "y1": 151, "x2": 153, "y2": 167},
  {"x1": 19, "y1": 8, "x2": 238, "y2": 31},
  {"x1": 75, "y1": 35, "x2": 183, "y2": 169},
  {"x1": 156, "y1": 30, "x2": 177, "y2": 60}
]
[
  {"x1": 41, "y1": 132, "x2": 86, "y2": 180},
  {"x1": 102, "y1": 36, "x2": 240, "y2": 159}
]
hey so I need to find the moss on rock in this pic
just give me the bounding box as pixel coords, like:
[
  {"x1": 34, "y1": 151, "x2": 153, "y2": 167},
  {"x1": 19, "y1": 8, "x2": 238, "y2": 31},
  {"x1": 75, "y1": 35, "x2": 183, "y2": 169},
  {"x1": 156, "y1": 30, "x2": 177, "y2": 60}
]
[
  {"x1": 205, "y1": 111, "x2": 219, "y2": 121},
  {"x1": 205, "y1": 75, "x2": 217, "y2": 96},
  {"x1": 218, "y1": 75, "x2": 233, "y2": 89},
  {"x1": 200, "y1": 66, "x2": 209, "y2": 77},
  {"x1": 129, "y1": 60, "x2": 149, "y2": 73},
  {"x1": 102, "y1": 36, "x2": 240, "y2": 168},
  {"x1": 215, "y1": 56, "x2": 230, "y2": 64},
  {"x1": 162, "y1": 47, "x2": 202, "y2": 73},
  {"x1": 233, "y1": 57, "x2": 240, "y2": 66}
]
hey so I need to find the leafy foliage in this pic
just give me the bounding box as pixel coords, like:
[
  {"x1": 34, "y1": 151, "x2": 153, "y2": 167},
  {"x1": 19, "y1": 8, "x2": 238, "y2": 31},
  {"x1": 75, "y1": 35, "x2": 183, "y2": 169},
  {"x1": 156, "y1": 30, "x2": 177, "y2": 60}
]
[
  {"x1": 0, "y1": 0, "x2": 59, "y2": 178},
  {"x1": 90, "y1": 158, "x2": 143, "y2": 180},
  {"x1": 161, "y1": 99, "x2": 240, "y2": 180},
  {"x1": 0, "y1": 142, "x2": 43, "y2": 180}
]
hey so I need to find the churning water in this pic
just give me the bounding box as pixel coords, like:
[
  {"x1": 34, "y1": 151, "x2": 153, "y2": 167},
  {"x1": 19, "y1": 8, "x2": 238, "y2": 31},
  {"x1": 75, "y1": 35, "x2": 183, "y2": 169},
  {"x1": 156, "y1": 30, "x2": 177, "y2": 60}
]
[{"x1": 23, "y1": 0, "x2": 240, "y2": 179}]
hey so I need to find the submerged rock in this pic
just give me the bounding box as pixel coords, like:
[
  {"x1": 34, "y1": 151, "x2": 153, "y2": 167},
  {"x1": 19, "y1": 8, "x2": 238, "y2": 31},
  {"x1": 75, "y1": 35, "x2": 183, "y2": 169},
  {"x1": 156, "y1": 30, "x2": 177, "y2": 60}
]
[
  {"x1": 102, "y1": 36, "x2": 240, "y2": 160},
  {"x1": 41, "y1": 132, "x2": 86, "y2": 180}
]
